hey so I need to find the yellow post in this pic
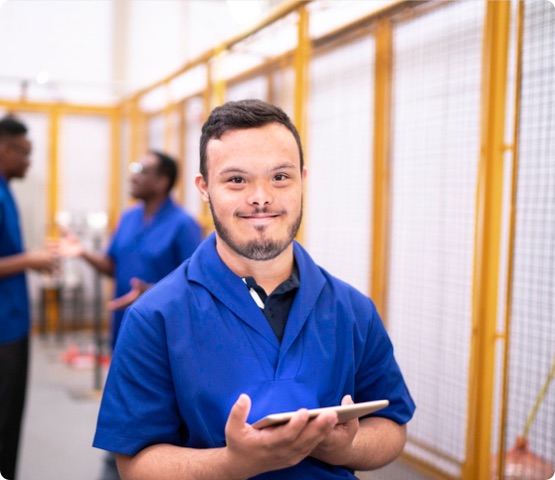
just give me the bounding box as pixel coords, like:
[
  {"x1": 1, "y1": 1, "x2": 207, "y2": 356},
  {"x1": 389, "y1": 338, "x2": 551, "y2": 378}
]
[
  {"x1": 129, "y1": 98, "x2": 140, "y2": 164},
  {"x1": 47, "y1": 107, "x2": 60, "y2": 236},
  {"x1": 293, "y1": 4, "x2": 309, "y2": 142},
  {"x1": 496, "y1": 0, "x2": 525, "y2": 476},
  {"x1": 293, "y1": 4, "x2": 310, "y2": 243},
  {"x1": 109, "y1": 108, "x2": 121, "y2": 231},
  {"x1": 370, "y1": 18, "x2": 393, "y2": 315},
  {"x1": 464, "y1": 2, "x2": 511, "y2": 479},
  {"x1": 212, "y1": 45, "x2": 227, "y2": 109}
]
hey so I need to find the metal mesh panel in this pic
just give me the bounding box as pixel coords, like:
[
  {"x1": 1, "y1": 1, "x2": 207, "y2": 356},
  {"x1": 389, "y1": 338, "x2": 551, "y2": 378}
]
[
  {"x1": 504, "y1": 1, "x2": 555, "y2": 476},
  {"x1": 387, "y1": 2, "x2": 485, "y2": 477},
  {"x1": 304, "y1": 35, "x2": 374, "y2": 295},
  {"x1": 271, "y1": 65, "x2": 295, "y2": 120}
]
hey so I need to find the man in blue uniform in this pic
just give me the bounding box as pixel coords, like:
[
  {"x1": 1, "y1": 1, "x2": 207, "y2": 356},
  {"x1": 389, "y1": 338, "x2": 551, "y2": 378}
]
[
  {"x1": 0, "y1": 116, "x2": 59, "y2": 480},
  {"x1": 62, "y1": 150, "x2": 202, "y2": 349},
  {"x1": 94, "y1": 99, "x2": 415, "y2": 479}
]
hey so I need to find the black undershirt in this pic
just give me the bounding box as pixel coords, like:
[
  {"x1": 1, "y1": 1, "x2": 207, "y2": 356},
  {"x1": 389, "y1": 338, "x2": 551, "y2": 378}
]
[{"x1": 243, "y1": 266, "x2": 300, "y2": 342}]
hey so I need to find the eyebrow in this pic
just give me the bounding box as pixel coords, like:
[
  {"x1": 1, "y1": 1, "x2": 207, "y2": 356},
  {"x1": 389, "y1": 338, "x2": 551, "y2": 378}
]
[
  {"x1": 217, "y1": 167, "x2": 248, "y2": 176},
  {"x1": 217, "y1": 163, "x2": 297, "y2": 176}
]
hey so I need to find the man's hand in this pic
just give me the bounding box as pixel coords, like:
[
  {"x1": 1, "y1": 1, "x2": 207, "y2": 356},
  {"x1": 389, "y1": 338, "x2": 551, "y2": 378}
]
[
  {"x1": 26, "y1": 249, "x2": 59, "y2": 274},
  {"x1": 224, "y1": 394, "x2": 338, "y2": 478},
  {"x1": 309, "y1": 395, "x2": 359, "y2": 466},
  {"x1": 108, "y1": 277, "x2": 151, "y2": 311},
  {"x1": 59, "y1": 228, "x2": 84, "y2": 258}
]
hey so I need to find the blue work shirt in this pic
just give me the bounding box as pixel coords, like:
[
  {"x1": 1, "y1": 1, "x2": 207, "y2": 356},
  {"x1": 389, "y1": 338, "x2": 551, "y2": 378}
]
[
  {"x1": 0, "y1": 175, "x2": 30, "y2": 344},
  {"x1": 94, "y1": 233, "x2": 415, "y2": 479},
  {"x1": 106, "y1": 197, "x2": 202, "y2": 346}
]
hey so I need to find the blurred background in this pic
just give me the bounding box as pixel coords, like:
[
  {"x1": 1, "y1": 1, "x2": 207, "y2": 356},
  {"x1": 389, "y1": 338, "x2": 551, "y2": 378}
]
[{"x1": 0, "y1": 0, "x2": 553, "y2": 479}]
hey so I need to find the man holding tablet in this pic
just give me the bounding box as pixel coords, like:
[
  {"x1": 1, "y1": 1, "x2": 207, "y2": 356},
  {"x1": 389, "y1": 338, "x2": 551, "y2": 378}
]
[{"x1": 93, "y1": 99, "x2": 415, "y2": 479}]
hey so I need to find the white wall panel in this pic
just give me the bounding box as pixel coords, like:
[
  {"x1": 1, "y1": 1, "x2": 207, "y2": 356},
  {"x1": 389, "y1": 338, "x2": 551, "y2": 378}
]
[{"x1": 59, "y1": 115, "x2": 110, "y2": 222}]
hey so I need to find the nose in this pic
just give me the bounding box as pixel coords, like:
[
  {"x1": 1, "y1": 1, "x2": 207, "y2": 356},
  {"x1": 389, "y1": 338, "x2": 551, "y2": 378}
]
[{"x1": 247, "y1": 181, "x2": 273, "y2": 207}]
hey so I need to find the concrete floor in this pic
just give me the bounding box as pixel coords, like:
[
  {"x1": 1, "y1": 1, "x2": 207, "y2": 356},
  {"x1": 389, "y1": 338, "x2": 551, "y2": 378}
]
[
  {"x1": 15, "y1": 332, "x2": 431, "y2": 480},
  {"x1": 18, "y1": 332, "x2": 108, "y2": 480}
]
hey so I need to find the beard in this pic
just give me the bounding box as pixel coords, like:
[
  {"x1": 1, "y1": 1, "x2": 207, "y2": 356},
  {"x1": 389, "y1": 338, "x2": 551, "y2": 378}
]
[{"x1": 209, "y1": 199, "x2": 303, "y2": 261}]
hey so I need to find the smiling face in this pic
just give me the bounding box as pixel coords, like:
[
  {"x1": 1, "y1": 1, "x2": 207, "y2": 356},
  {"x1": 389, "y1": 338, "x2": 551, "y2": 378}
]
[{"x1": 196, "y1": 123, "x2": 306, "y2": 263}]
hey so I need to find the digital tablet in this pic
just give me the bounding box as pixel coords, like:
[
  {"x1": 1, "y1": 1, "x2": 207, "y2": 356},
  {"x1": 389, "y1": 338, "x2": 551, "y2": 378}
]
[{"x1": 252, "y1": 399, "x2": 389, "y2": 429}]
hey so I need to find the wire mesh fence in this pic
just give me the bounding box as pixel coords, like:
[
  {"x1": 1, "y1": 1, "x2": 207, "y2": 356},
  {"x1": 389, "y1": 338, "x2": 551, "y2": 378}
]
[{"x1": 500, "y1": 1, "x2": 555, "y2": 478}]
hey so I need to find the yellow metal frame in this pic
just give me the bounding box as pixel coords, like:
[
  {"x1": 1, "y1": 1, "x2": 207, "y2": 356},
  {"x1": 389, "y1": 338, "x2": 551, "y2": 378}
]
[
  {"x1": 0, "y1": 99, "x2": 119, "y2": 232},
  {"x1": 402, "y1": 450, "x2": 460, "y2": 480},
  {"x1": 464, "y1": 2, "x2": 511, "y2": 479},
  {"x1": 47, "y1": 107, "x2": 60, "y2": 236},
  {"x1": 496, "y1": 1, "x2": 524, "y2": 478},
  {"x1": 293, "y1": 4, "x2": 310, "y2": 244},
  {"x1": 1, "y1": 1, "x2": 535, "y2": 477},
  {"x1": 370, "y1": 18, "x2": 393, "y2": 317},
  {"x1": 108, "y1": 109, "x2": 121, "y2": 231}
]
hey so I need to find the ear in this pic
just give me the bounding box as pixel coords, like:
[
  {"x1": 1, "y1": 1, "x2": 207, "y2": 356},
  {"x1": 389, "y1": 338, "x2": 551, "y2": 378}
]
[
  {"x1": 0, "y1": 142, "x2": 9, "y2": 169},
  {"x1": 157, "y1": 175, "x2": 171, "y2": 194},
  {"x1": 195, "y1": 174, "x2": 210, "y2": 202}
]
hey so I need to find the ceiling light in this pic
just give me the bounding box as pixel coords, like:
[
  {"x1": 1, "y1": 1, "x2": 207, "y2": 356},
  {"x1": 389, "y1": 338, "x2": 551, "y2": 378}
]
[{"x1": 36, "y1": 71, "x2": 50, "y2": 85}]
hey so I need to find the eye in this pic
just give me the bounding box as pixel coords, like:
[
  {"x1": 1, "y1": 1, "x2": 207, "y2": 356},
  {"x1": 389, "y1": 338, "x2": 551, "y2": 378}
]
[
  {"x1": 228, "y1": 177, "x2": 245, "y2": 184},
  {"x1": 274, "y1": 173, "x2": 288, "y2": 181}
]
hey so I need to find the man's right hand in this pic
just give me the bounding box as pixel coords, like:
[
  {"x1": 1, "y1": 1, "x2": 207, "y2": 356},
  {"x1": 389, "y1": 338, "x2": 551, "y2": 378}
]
[
  {"x1": 108, "y1": 278, "x2": 151, "y2": 311},
  {"x1": 223, "y1": 394, "x2": 338, "y2": 478},
  {"x1": 59, "y1": 227, "x2": 84, "y2": 258}
]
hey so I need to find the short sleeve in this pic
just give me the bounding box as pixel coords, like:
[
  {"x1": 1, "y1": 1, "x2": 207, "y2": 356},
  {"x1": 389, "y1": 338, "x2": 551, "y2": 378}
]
[
  {"x1": 354, "y1": 301, "x2": 416, "y2": 425},
  {"x1": 93, "y1": 305, "x2": 185, "y2": 454}
]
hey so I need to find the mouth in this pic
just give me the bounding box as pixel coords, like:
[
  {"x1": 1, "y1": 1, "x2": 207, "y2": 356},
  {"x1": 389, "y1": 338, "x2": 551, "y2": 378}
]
[{"x1": 238, "y1": 211, "x2": 283, "y2": 225}]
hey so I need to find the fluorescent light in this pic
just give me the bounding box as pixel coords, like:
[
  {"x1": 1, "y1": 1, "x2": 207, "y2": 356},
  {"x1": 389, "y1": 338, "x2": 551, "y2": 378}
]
[{"x1": 36, "y1": 70, "x2": 50, "y2": 85}]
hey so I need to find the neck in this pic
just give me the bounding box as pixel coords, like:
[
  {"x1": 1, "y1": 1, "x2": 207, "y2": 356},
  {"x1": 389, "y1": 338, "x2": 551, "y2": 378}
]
[
  {"x1": 142, "y1": 194, "x2": 169, "y2": 219},
  {"x1": 0, "y1": 169, "x2": 11, "y2": 182},
  {"x1": 215, "y1": 237, "x2": 295, "y2": 295}
]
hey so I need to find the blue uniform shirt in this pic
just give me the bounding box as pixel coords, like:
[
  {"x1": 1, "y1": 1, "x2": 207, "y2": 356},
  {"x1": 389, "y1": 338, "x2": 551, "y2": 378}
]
[
  {"x1": 94, "y1": 233, "x2": 415, "y2": 479},
  {"x1": 106, "y1": 197, "x2": 201, "y2": 346},
  {"x1": 0, "y1": 175, "x2": 30, "y2": 344}
]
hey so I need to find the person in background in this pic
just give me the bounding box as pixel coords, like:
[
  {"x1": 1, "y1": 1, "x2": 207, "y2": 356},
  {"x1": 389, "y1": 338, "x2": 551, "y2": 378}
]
[
  {"x1": 93, "y1": 99, "x2": 415, "y2": 479},
  {"x1": 62, "y1": 150, "x2": 202, "y2": 480},
  {"x1": 62, "y1": 150, "x2": 202, "y2": 348},
  {"x1": 0, "y1": 116, "x2": 59, "y2": 480}
]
